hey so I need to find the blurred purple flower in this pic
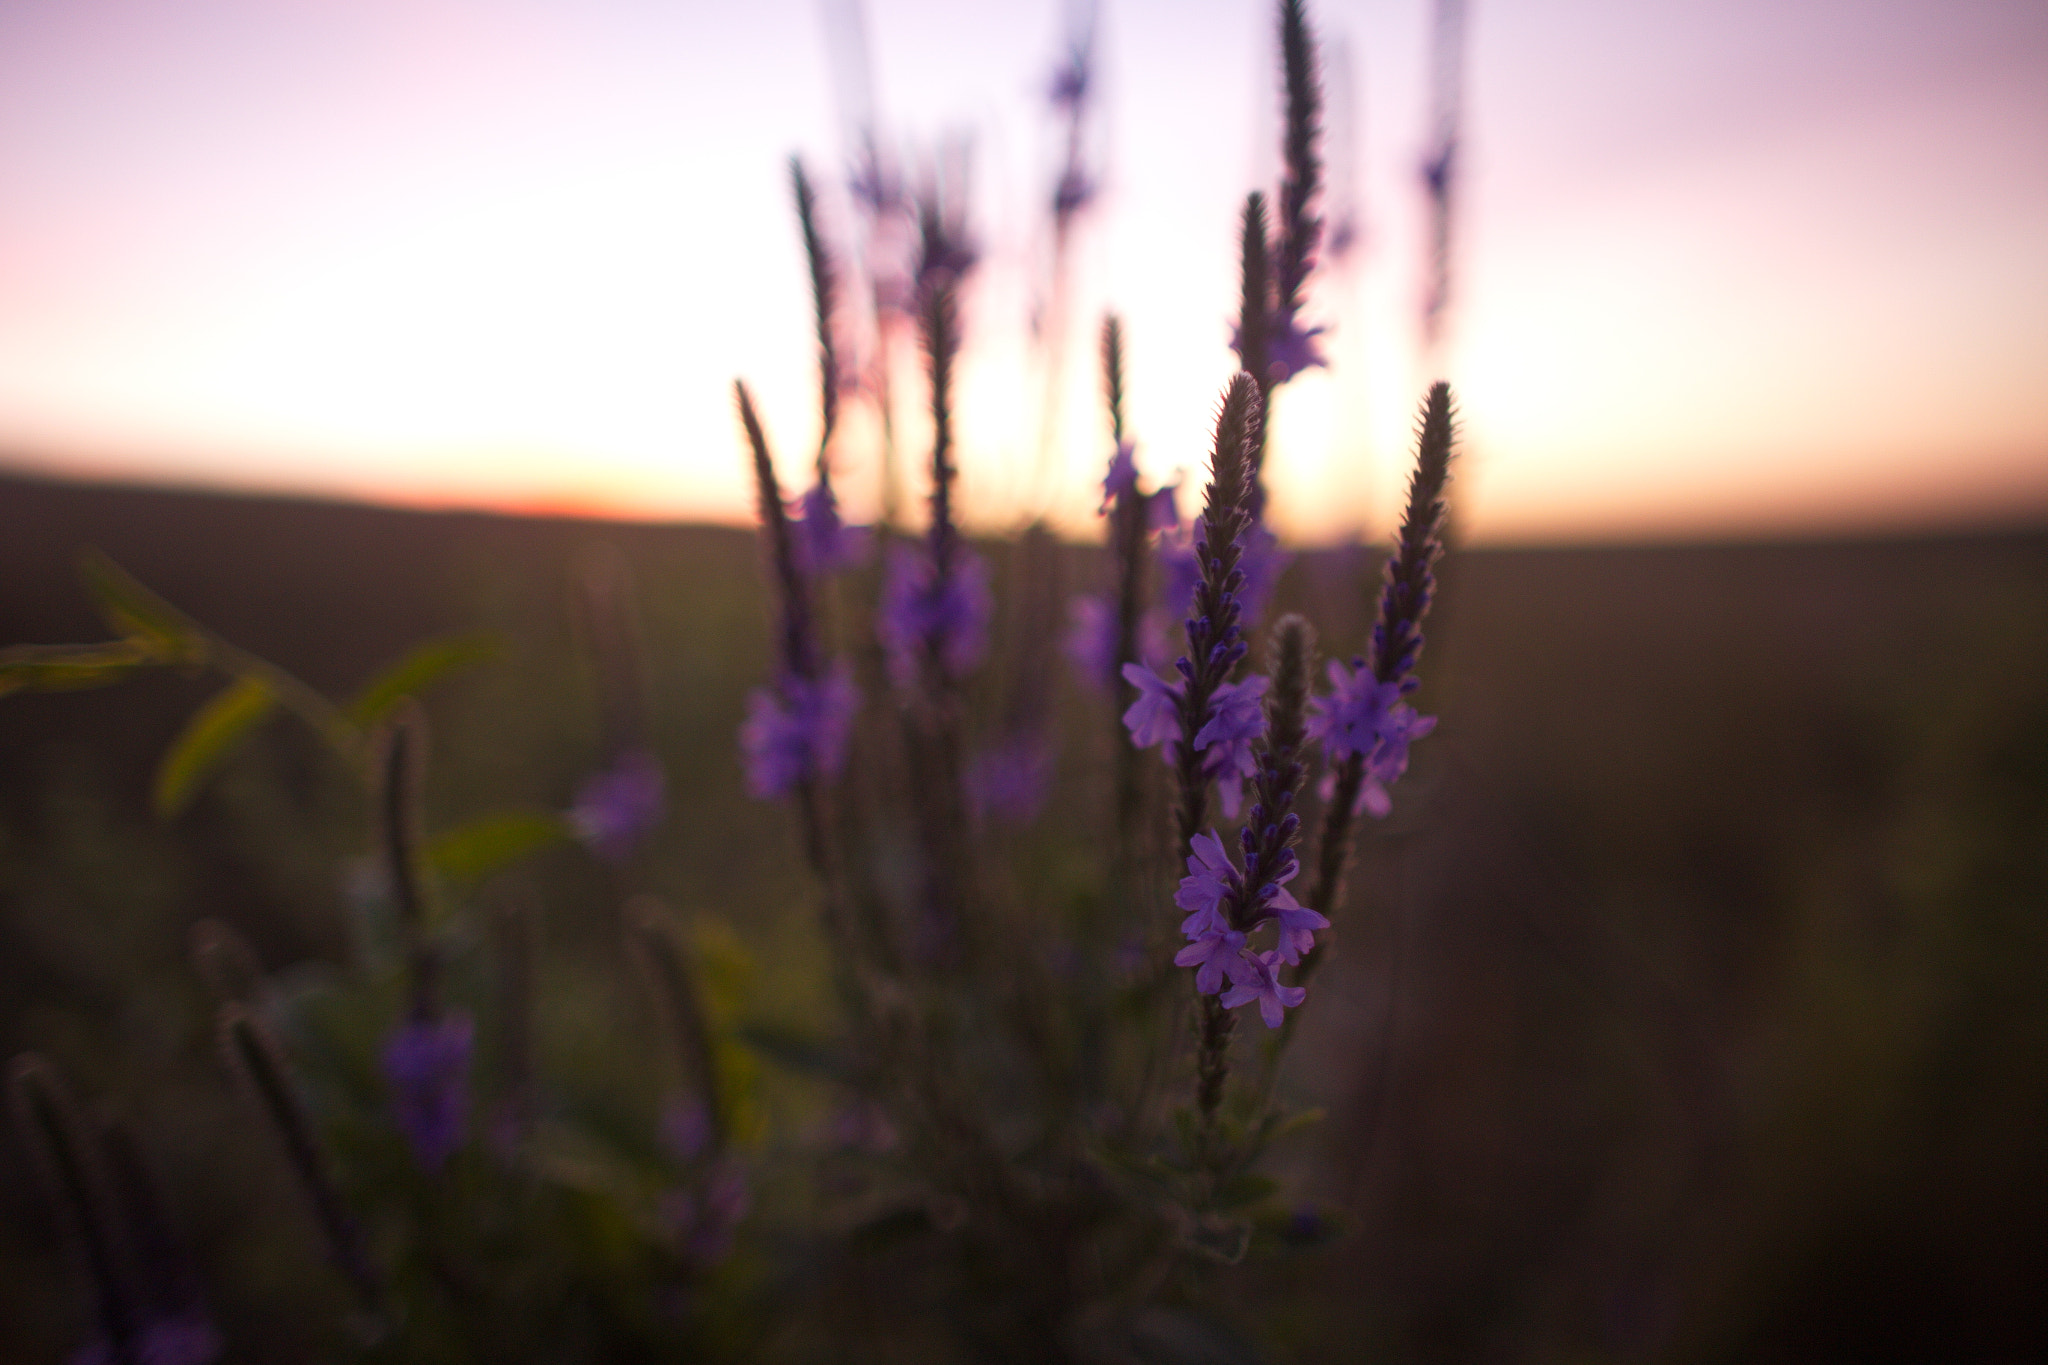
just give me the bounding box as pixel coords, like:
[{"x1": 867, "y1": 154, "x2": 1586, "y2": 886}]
[
  {"x1": 1360, "y1": 704, "x2": 1438, "y2": 817},
  {"x1": 1065, "y1": 595, "x2": 1115, "y2": 688},
  {"x1": 827, "y1": 1099, "x2": 898, "y2": 1154},
  {"x1": 661, "y1": 1161, "x2": 749, "y2": 1265},
  {"x1": 1119, "y1": 662, "x2": 1183, "y2": 752},
  {"x1": 1100, "y1": 439, "x2": 1139, "y2": 511},
  {"x1": 381, "y1": 1013, "x2": 474, "y2": 1171},
  {"x1": 660, "y1": 1095, "x2": 712, "y2": 1163},
  {"x1": 570, "y1": 747, "x2": 666, "y2": 863},
  {"x1": 1266, "y1": 309, "x2": 1329, "y2": 385},
  {"x1": 964, "y1": 735, "x2": 1053, "y2": 824},
  {"x1": 792, "y1": 480, "x2": 870, "y2": 575},
  {"x1": 1048, "y1": 45, "x2": 1091, "y2": 112},
  {"x1": 739, "y1": 663, "x2": 858, "y2": 799},
  {"x1": 1196, "y1": 675, "x2": 1268, "y2": 818},
  {"x1": 73, "y1": 1312, "x2": 223, "y2": 1365},
  {"x1": 879, "y1": 543, "x2": 991, "y2": 687},
  {"x1": 1054, "y1": 168, "x2": 1096, "y2": 217},
  {"x1": 1219, "y1": 948, "x2": 1306, "y2": 1029}
]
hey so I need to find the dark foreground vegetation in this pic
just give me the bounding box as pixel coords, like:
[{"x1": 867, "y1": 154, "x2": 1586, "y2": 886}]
[{"x1": 3, "y1": 471, "x2": 2044, "y2": 1362}]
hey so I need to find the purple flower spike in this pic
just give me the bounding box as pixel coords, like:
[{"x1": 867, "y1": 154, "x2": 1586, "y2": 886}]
[
  {"x1": 1175, "y1": 927, "x2": 1247, "y2": 996},
  {"x1": 1219, "y1": 949, "x2": 1307, "y2": 1029},
  {"x1": 879, "y1": 543, "x2": 992, "y2": 687},
  {"x1": 381, "y1": 1013, "x2": 474, "y2": 1171},
  {"x1": 1120, "y1": 662, "x2": 1185, "y2": 754},
  {"x1": 660, "y1": 1095, "x2": 712, "y2": 1163},
  {"x1": 740, "y1": 663, "x2": 858, "y2": 799},
  {"x1": 570, "y1": 747, "x2": 666, "y2": 862},
  {"x1": 792, "y1": 480, "x2": 870, "y2": 575}
]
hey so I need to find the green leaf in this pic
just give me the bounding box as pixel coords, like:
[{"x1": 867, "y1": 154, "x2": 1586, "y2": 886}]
[
  {"x1": 345, "y1": 634, "x2": 502, "y2": 727},
  {"x1": 0, "y1": 641, "x2": 154, "y2": 698},
  {"x1": 154, "y1": 675, "x2": 276, "y2": 816},
  {"x1": 427, "y1": 810, "x2": 571, "y2": 886},
  {"x1": 77, "y1": 550, "x2": 206, "y2": 663}
]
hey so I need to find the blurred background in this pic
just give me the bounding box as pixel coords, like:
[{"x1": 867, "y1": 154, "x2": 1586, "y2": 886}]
[{"x1": 2, "y1": 1, "x2": 2046, "y2": 1361}]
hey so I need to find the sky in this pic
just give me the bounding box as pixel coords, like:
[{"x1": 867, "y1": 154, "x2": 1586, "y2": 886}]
[{"x1": 0, "y1": 0, "x2": 2043, "y2": 544}]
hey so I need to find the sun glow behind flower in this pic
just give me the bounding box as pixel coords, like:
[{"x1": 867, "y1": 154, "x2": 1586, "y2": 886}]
[{"x1": 0, "y1": 0, "x2": 2043, "y2": 543}]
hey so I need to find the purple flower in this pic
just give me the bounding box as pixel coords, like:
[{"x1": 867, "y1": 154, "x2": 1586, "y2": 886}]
[
  {"x1": 1309, "y1": 658, "x2": 1436, "y2": 817},
  {"x1": 1195, "y1": 675, "x2": 1268, "y2": 818},
  {"x1": 1219, "y1": 949, "x2": 1307, "y2": 1029},
  {"x1": 381, "y1": 1013, "x2": 474, "y2": 1171},
  {"x1": 879, "y1": 543, "x2": 992, "y2": 687},
  {"x1": 964, "y1": 736, "x2": 1053, "y2": 823},
  {"x1": 1307, "y1": 659, "x2": 1401, "y2": 759},
  {"x1": 1269, "y1": 886, "x2": 1330, "y2": 965},
  {"x1": 570, "y1": 747, "x2": 666, "y2": 863},
  {"x1": 1360, "y1": 704, "x2": 1438, "y2": 817},
  {"x1": 1174, "y1": 926, "x2": 1247, "y2": 996},
  {"x1": 1100, "y1": 439, "x2": 1139, "y2": 512},
  {"x1": 739, "y1": 663, "x2": 858, "y2": 799},
  {"x1": 1120, "y1": 662, "x2": 1184, "y2": 752},
  {"x1": 1266, "y1": 309, "x2": 1329, "y2": 385},
  {"x1": 792, "y1": 480, "x2": 870, "y2": 575},
  {"x1": 1174, "y1": 829, "x2": 1241, "y2": 935}
]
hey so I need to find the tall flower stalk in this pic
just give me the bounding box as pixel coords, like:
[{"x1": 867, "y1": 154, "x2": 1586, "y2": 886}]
[{"x1": 1285, "y1": 381, "x2": 1454, "y2": 1044}]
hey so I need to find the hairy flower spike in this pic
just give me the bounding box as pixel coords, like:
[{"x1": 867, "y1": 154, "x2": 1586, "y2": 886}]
[
  {"x1": 790, "y1": 157, "x2": 840, "y2": 461},
  {"x1": 1372, "y1": 381, "x2": 1455, "y2": 690}
]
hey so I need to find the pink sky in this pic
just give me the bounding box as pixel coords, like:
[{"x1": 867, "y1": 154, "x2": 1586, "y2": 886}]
[{"x1": 1, "y1": 0, "x2": 2043, "y2": 543}]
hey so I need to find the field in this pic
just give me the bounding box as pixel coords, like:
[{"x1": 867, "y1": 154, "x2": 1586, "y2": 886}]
[{"x1": 3, "y1": 470, "x2": 2044, "y2": 1362}]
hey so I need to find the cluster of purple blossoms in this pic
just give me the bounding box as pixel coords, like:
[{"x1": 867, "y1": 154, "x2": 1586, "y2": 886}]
[
  {"x1": 1171, "y1": 831, "x2": 1327, "y2": 1028},
  {"x1": 878, "y1": 542, "x2": 991, "y2": 688},
  {"x1": 791, "y1": 479, "x2": 870, "y2": 576},
  {"x1": 1307, "y1": 658, "x2": 1438, "y2": 818},
  {"x1": 569, "y1": 747, "x2": 666, "y2": 863},
  {"x1": 381, "y1": 1013, "x2": 474, "y2": 1172},
  {"x1": 1121, "y1": 668, "x2": 1269, "y2": 818},
  {"x1": 739, "y1": 663, "x2": 858, "y2": 799}
]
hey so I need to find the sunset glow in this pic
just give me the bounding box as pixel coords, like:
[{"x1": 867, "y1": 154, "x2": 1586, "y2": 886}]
[{"x1": 1, "y1": 0, "x2": 2043, "y2": 543}]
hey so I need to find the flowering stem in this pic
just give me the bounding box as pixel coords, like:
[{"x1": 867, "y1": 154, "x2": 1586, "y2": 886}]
[{"x1": 1104, "y1": 316, "x2": 1149, "y2": 877}]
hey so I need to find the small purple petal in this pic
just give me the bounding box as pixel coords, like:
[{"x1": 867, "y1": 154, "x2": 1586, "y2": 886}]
[
  {"x1": 570, "y1": 748, "x2": 666, "y2": 862},
  {"x1": 382, "y1": 1013, "x2": 474, "y2": 1171}
]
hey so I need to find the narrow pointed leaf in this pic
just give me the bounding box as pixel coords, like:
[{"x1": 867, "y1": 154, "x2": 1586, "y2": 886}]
[
  {"x1": 77, "y1": 550, "x2": 206, "y2": 663},
  {"x1": 155, "y1": 675, "x2": 276, "y2": 816},
  {"x1": 427, "y1": 811, "x2": 571, "y2": 887},
  {"x1": 0, "y1": 641, "x2": 153, "y2": 698},
  {"x1": 346, "y1": 634, "x2": 502, "y2": 728}
]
